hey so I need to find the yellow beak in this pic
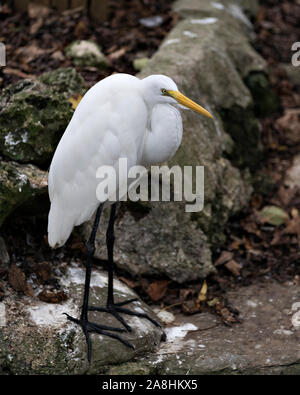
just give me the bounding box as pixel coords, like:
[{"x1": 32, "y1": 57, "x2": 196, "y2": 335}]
[{"x1": 167, "y1": 90, "x2": 213, "y2": 119}]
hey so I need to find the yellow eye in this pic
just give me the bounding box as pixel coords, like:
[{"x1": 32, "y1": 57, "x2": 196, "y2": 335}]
[{"x1": 161, "y1": 88, "x2": 167, "y2": 95}]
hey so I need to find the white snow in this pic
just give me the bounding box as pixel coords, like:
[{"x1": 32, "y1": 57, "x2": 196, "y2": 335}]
[
  {"x1": 165, "y1": 323, "x2": 198, "y2": 342},
  {"x1": 211, "y1": 2, "x2": 224, "y2": 10},
  {"x1": 183, "y1": 30, "x2": 198, "y2": 38},
  {"x1": 162, "y1": 38, "x2": 181, "y2": 47},
  {"x1": 190, "y1": 18, "x2": 218, "y2": 25},
  {"x1": 27, "y1": 300, "x2": 77, "y2": 327},
  {"x1": 60, "y1": 265, "x2": 136, "y2": 296}
]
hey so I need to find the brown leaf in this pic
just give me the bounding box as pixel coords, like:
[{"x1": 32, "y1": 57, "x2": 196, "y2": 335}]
[
  {"x1": 197, "y1": 280, "x2": 207, "y2": 303},
  {"x1": 214, "y1": 251, "x2": 233, "y2": 267},
  {"x1": 146, "y1": 280, "x2": 170, "y2": 302},
  {"x1": 68, "y1": 94, "x2": 83, "y2": 110},
  {"x1": 108, "y1": 47, "x2": 127, "y2": 60},
  {"x1": 224, "y1": 260, "x2": 242, "y2": 276},
  {"x1": 182, "y1": 300, "x2": 201, "y2": 315},
  {"x1": 119, "y1": 277, "x2": 138, "y2": 289},
  {"x1": 38, "y1": 289, "x2": 68, "y2": 304},
  {"x1": 3, "y1": 68, "x2": 36, "y2": 79},
  {"x1": 28, "y1": 2, "x2": 50, "y2": 19},
  {"x1": 8, "y1": 264, "x2": 27, "y2": 292}
]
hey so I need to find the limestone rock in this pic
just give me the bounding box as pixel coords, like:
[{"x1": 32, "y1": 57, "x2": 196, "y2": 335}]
[
  {"x1": 0, "y1": 263, "x2": 163, "y2": 374},
  {"x1": 0, "y1": 161, "x2": 47, "y2": 227},
  {"x1": 65, "y1": 40, "x2": 108, "y2": 69},
  {"x1": 108, "y1": 282, "x2": 300, "y2": 375},
  {"x1": 84, "y1": 202, "x2": 214, "y2": 283},
  {"x1": 0, "y1": 68, "x2": 86, "y2": 167}
]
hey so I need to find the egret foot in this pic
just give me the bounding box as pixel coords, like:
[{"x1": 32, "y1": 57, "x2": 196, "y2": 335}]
[
  {"x1": 88, "y1": 300, "x2": 161, "y2": 332},
  {"x1": 64, "y1": 313, "x2": 134, "y2": 362}
]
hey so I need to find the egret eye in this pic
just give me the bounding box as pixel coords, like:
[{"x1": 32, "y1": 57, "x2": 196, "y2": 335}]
[{"x1": 161, "y1": 88, "x2": 167, "y2": 95}]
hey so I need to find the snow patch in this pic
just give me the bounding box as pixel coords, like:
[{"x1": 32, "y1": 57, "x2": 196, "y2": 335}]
[
  {"x1": 190, "y1": 18, "x2": 218, "y2": 25},
  {"x1": 211, "y1": 2, "x2": 224, "y2": 10},
  {"x1": 27, "y1": 300, "x2": 77, "y2": 327},
  {"x1": 183, "y1": 31, "x2": 198, "y2": 38},
  {"x1": 162, "y1": 38, "x2": 181, "y2": 47},
  {"x1": 60, "y1": 265, "x2": 136, "y2": 296},
  {"x1": 165, "y1": 323, "x2": 198, "y2": 342}
]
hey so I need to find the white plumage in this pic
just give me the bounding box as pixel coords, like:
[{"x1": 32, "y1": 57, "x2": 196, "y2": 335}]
[{"x1": 48, "y1": 73, "x2": 212, "y2": 248}]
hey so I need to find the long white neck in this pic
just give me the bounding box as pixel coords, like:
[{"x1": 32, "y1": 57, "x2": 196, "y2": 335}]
[{"x1": 139, "y1": 104, "x2": 183, "y2": 167}]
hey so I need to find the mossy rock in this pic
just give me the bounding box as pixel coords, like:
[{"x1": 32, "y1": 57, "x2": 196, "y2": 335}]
[
  {"x1": 0, "y1": 68, "x2": 86, "y2": 167},
  {"x1": 0, "y1": 161, "x2": 47, "y2": 227}
]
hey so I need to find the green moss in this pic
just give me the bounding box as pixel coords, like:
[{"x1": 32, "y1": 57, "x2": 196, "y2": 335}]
[
  {"x1": 220, "y1": 105, "x2": 262, "y2": 169},
  {"x1": 0, "y1": 69, "x2": 86, "y2": 167},
  {"x1": 245, "y1": 72, "x2": 280, "y2": 117}
]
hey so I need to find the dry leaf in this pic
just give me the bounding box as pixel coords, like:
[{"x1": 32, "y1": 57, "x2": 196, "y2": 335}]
[
  {"x1": 214, "y1": 251, "x2": 233, "y2": 267},
  {"x1": 146, "y1": 280, "x2": 170, "y2": 302},
  {"x1": 38, "y1": 289, "x2": 67, "y2": 304},
  {"x1": 119, "y1": 277, "x2": 138, "y2": 289},
  {"x1": 69, "y1": 94, "x2": 83, "y2": 110},
  {"x1": 224, "y1": 260, "x2": 242, "y2": 276},
  {"x1": 8, "y1": 264, "x2": 26, "y2": 292},
  {"x1": 197, "y1": 280, "x2": 207, "y2": 302}
]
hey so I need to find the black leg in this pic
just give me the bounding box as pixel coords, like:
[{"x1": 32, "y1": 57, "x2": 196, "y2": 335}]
[
  {"x1": 88, "y1": 203, "x2": 161, "y2": 332},
  {"x1": 64, "y1": 204, "x2": 133, "y2": 363}
]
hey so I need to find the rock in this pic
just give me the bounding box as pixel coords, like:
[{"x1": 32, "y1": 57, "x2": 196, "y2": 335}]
[
  {"x1": 133, "y1": 57, "x2": 150, "y2": 71},
  {"x1": 85, "y1": 0, "x2": 271, "y2": 281},
  {"x1": 84, "y1": 202, "x2": 214, "y2": 283},
  {"x1": 0, "y1": 237, "x2": 9, "y2": 266},
  {"x1": 0, "y1": 161, "x2": 47, "y2": 227},
  {"x1": 65, "y1": 40, "x2": 108, "y2": 69},
  {"x1": 108, "y1": 282, "x2": 300, "y2": 375},
  {"x1": 285, "y1": 154, "x2": 300, "y2": 190},
  {"x1": 0, "y1": 263, "x2": 163, "y2": 374},
  {"x1": 0, "y1": 68, "x2": 86, "y2": 166}
]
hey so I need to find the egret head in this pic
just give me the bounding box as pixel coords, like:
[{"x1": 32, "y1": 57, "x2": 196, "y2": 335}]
[{"x1": 141, "y1": 74, "x2": 213, "y2": 119}]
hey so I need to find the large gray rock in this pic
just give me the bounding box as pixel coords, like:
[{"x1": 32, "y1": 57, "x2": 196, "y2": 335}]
[
  {"x1": 108, "y1": 281, "x2": 300, "y2": 375},
  {"x1": 85, "y1": 0, "x2": 273, "y2": 282},
  {"x1": 0, "y1": 263, "x2": 163, "y2": 374}
]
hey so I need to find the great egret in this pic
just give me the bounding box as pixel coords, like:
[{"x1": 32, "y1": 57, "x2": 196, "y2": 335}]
[{"x1": 48, "y1": 73, "x2": 213, "y2": 361}]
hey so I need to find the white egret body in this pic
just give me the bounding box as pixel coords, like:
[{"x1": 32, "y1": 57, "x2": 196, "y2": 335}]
[{"x1": 48, "y1": 73, "x2": 212, "y2": 248}]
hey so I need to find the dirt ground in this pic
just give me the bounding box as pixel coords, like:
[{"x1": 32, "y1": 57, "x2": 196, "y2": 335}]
[{"x1": 0, "y1": 0, "x2": 299, "y2": 326}]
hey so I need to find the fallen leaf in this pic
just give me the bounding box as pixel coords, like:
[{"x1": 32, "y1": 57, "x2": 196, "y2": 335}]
[
  {"x1": 68, "y1": 94, "x2": 83, "y2": 110},
  {"x1": 3, "y1": 68, "x2": 36, "y2": 79},
  {"x1": 224, "y1": 260, "x2": 242, "y2": 276},
  {"x1": 38, "y1": 289, "x2": 68, "y2": 303},
  {"x1": 28, "y1": 2, "x2": 50, "y2": 19},
  {"x1": 258, "y1": 205, "x2": 289, "y2": 226},
  {"x1": 197, "y1": 280, "x2": 207, "y2": 302},
  {"x1": 119, "y1": 277, "x2": 138, "y2": 289},
  {"x1": 108, "y1": 47, "x2": 127, "y2": 60},
  {"x1": 8, "y1": 264, "x2": 26, "y2": 292},
  {"x1": 146, "y1": 280, "x2": 170, "y2": 302},
  {"x1": 214, "y1": 251, "x2": 233, "y2": 267}
]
